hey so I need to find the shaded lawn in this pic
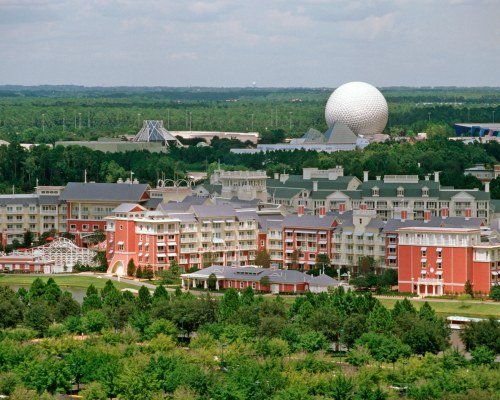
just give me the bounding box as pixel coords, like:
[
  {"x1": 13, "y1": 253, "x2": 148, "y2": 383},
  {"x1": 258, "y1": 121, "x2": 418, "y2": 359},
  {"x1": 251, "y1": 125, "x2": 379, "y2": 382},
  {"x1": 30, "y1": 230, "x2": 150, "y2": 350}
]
[{"x1": 0, "y1": 274, "x2": 140, "y2": 291}]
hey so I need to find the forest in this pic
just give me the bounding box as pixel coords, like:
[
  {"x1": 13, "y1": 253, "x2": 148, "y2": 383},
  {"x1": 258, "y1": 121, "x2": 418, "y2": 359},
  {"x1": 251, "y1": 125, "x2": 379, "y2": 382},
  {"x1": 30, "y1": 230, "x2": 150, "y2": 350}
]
[
  {"x1": 0, "y1": 86, "x2": 499, "y2": 195},
  {"x1": 0, "y1": 278, "x2": 499, "y2": 399}
]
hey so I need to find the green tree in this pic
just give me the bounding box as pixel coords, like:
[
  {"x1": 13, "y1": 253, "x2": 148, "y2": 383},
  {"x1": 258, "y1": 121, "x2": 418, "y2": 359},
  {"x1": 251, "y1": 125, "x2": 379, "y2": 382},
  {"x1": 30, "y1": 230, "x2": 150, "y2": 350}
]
[
  {"x1": 0, "y1": 286, "x2": 25, "y2": 328},
  {"x1": 127, "y1": 259, "x2": 136, "y2": 277},
  {"x1": 137, "y1": 286, "x2": 152, "y2": 311},
  {"x1": 24, "y1": 302, "x2": 52, "y2": 336},
  {"x1": 207, "y1": 273, "x2": 217, "y2": 290},
  {"x1": 460, "y1": 317, "x2": 500, "y2": 353},
  {"x1": 23, "y1": 230, "x2": 34, "y2": 248},
  {"x1": 490, "y1": 285, "x2": 500, "y2": 301},
  {"x1": 464, "y1": 280, "x2": 474, "y2": 297},
  {"x1": 80, "y1": 381, "x2": 108, "y2": 400},
  {"x1": 21, "y1": 356, "x2": 72, "y2": 395},
  {"x1": 260, "y1": 276, "x2": 271, "y2": 290},
  {"x1": 82, "y1": 310, "x2": 108, "y2": 333},
  {"x1": 152, "y1": 284, "x2": 169, "y2": 303},
  {"x1": 219, "y1": 288, "x2": 240, "y2": 321},
  {"x1": 254, "y1": 250, "x2": 271, "y2": 268}
]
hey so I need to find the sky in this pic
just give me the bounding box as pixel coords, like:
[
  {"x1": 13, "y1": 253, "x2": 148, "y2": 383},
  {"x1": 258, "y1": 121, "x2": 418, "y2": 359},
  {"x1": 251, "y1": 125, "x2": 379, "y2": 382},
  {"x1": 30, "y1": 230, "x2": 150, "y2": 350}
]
[{"x1": 1, "y1": 0, "x2": 499, "y2": 88}]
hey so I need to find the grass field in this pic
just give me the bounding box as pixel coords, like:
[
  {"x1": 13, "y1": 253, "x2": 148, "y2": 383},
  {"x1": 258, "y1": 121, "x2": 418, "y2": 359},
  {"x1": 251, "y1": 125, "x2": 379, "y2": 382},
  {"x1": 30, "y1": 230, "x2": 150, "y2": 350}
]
[
  {"x1": 0, "y1": 274, "x2": 140, "y2": 291},
  {"x1": 377, "y1": 297, "x2": 500, "y2": 319}
]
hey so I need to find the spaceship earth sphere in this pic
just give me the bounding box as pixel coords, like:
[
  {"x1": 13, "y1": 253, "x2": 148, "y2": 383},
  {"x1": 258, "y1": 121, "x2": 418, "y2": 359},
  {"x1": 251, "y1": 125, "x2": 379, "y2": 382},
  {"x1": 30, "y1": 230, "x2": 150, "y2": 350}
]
[{"x1": 325, "y1": 82, "x2": 388, "y2": 136}]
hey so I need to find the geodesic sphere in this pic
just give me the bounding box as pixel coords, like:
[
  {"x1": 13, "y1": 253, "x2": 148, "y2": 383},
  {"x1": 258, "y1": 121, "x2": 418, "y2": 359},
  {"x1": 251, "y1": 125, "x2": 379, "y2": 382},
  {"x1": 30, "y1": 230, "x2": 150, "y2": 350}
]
[{"x1": 325, "y1": 81, "x2": 388, "y2": 136}]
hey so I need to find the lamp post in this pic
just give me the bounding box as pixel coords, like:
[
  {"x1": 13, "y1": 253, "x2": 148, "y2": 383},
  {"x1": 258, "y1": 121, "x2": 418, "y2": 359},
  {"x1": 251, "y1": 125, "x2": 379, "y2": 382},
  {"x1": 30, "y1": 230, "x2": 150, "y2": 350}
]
[
  {"x1": 220, "y1": 342, "x2": 228, "y2": 372},
  {"x1": 137, "y1": 113, "x2": 141, "y2": 129},
  {"x1": 42, "y1": 113, "x2": 46, "y2": 133},
  {"x1": 78, "y1": 113, "x2": 82, "y2": 130},
  {"x1": 289, "y1": 112, "x2": 293, "y2": 130},
  {"x1": 402, "y1": 360, "x2": 408, "y2": 397}
]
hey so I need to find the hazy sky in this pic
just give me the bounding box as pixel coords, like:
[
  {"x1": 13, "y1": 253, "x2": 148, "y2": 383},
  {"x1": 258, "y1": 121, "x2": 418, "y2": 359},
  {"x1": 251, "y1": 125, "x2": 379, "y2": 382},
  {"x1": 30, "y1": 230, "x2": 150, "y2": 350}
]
[{"x1": 1, "y1": 0, "x2": 499, "y2": 87}]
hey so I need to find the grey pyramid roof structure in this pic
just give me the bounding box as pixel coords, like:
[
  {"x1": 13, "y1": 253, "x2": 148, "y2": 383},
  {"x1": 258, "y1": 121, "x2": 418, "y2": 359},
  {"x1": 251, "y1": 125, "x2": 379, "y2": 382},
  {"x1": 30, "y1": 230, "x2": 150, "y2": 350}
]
[
  {"x1": 323, "y1": 122, "x2": 358, "y2": 144},
  {"x1": 132, "y1": 120, "x2": 181, "y2": 146}
]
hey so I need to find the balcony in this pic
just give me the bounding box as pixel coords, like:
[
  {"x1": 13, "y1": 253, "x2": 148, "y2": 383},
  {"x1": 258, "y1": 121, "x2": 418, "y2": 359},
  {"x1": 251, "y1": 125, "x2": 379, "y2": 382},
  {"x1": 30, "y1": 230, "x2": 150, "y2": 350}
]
[{"x1": 417, "y1": 278, "x2": 443, "y2": 284}]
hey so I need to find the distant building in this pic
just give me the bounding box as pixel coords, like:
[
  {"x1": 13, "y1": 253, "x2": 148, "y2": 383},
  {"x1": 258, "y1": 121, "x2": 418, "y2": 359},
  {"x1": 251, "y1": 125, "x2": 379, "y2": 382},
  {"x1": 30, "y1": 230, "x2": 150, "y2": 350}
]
[{"x1": 171, "y1": 130, "x2": 259, "y2": 144}]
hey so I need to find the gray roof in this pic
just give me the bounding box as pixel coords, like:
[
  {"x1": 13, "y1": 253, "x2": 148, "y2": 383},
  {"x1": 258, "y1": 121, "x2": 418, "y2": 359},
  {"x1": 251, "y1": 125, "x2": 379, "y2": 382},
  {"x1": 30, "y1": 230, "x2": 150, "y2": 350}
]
[
  {"x1": 183, "y1": 265, "x2": 310, "y2": 285},
  {"x1": 308, "y1": 273, "x2": 339, "y2": 286},
  {"x1": 324, "y1": 122, "x2": 358, "y2": 144},
  {"x1": 383, "y1": 216, "x2": 485, "y2": 232},
  {"x1": 61, "y1": 182, "x2": 149, "y2": 202},
  {"x1": 113, "y1": 203, "x2": 146, "y2": 213},
  {"x1": 282, "y1": 214, "x2": 337, "y2": 229},
  {"x1": 190, "y1": 204, "x2": 238, "y2": 219},
  {"x1": 143, "y1": 198, "x2": 163, "y2": 209},
  {"x1": 0, "y1": 194, "x2": 39, "y2": 206}
]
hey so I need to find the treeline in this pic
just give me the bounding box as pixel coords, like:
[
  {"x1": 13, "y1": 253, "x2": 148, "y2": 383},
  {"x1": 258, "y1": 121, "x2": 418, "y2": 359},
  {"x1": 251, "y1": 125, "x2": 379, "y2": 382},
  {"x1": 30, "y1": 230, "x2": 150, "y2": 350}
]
[
  {"x1": 0, "y1": 87, "x2": 498, "y2": 145},
  {"x1": 0, "y1": 279, "x2": 499, "y2": 399},
  {"x1": 4, "y1": 135, "x2": 500, "y2": 195}
]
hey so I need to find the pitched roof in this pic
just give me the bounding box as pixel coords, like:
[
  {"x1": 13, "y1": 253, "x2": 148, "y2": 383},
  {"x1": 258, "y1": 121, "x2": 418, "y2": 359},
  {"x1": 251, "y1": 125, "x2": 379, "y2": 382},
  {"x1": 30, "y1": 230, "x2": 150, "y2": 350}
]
[
  {"x1": 61, "y1": 182, "x2": 149, "y2": 202},
  {"x1": 282, "y1": 214, "x2": 336, "y2": 229}
]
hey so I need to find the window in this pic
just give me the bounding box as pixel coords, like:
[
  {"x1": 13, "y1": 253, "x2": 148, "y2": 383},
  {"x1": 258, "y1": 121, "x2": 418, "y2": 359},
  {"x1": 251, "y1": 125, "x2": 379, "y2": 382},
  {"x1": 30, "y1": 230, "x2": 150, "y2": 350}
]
[
  {"x1": 421, "y1": 249, "x2": 427, "y2": 257},
  {"x1": 93, "y1": 225, "x2": 99, "y2": 231},
  {"x1": 260, "y1": 240, "x2": 264, "y2": 246},
  {"x1": 119, "y1": 225, "x2": 123, "y2": 231},
  {"x1": 437, "y1": 250, "x2": 442, "y2": 259},
  {"x1": 422, "y1": 187, "x2": 429, "y2": 197},
  {"x1": 252, "y1": 282, "x2": 256, "y2": 289},
  {"x1": 82, "y1": 224, "x2": 89, "y2": 231},
  {"x1": 372, "y1": 187, "x2": 379, "y2": 197},
  {"x1": 437, "y1": 261, "x2": 442, "y2": 269},
  {"x1": 421, "y1": 261, "x2": 426, "y2": 269},
  {"x1": 228, "y1": 281, "x2": 232, "y2": 288},
  {"x1": 70, "y1": 224, "x2": 76, "y2": 230},
  {"x1": 240, "y1": 282, "x2": 244, "y2": 289},
  {"x1": 118, "y1": 244, "x2": 124, "y2": 251},
  {"x1": 397, "y1": 187, "x2": 404, "y2": 197}
]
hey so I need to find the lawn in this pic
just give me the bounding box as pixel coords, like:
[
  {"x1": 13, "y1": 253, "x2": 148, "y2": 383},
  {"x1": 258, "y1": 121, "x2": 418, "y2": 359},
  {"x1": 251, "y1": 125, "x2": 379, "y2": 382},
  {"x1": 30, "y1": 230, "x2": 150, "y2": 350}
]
[
  {"x1": 377, "y1": 297, "x2": 500, "y2": 319},
  {"x1": 0, "y1": 274, "x2": 140, "y2": 291}
]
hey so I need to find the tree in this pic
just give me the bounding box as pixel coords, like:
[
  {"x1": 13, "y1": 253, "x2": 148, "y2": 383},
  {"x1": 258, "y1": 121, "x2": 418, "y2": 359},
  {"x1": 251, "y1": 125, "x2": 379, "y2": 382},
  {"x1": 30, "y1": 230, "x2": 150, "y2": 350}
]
[
  {"x1": 142, "y1": 265, "x2": 154, "y2": 280},
  {"x1": 24, "y1": 302, "x2": 52, "y2": 336},
  {"x1": 254, "y1": 250, "x2": 271, "y2": 268},
  {"x1": 219, "y1": 288, "x2": 240, "y2": 320},
  {"x1": 152, "y1": 284, "x2": 169, "y2": 304},
  {"x1": 490, "y1": 285, "x2": 500, "y2": 301},
  {"x1": 207, "y1": 273, "x2": 217, "y2": 290},
  {"x1": 137, "y1": 286, "x2": 152, "y2": 311},
  {"x1": 127, "y1": 259, "x2": 136, "y2": 277},
  {"x1": 315, "y1": 253, "x2": 330, "y2": 271},
  {"x1": 464, "y1": 280, "x2": 474, "y2": 297},
  {"x1": 79, "y1": 382, "x2": 108, "y2": 400},
  {"x1": 460, "y1": 317, "x2": 500, "y2": 353},
  {"x1": 260, "y1": 276, "x2": 271, "y2": 290},
  {"x1": 82, "y1": 310, "x2": 108, "y2": 333},
  {"x1": 0, "y1": 286, "x2": 24, "y2": 328},
  {"x1": 23, "y1": 230, "x2": 34, "y2": 248}
]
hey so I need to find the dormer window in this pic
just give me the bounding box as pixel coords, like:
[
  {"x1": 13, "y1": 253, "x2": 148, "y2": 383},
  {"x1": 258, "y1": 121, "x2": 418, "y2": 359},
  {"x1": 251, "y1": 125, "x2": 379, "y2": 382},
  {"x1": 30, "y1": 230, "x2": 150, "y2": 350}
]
[
  {"x1": 372, "y1": 187, "x2": 379, "y2": 197},
  {"x1": 422, "y1": 187, "x2": 429, "y2": 197},
  {"x1": 397, "y1": 186, "x2": 404, "y2": 197}
]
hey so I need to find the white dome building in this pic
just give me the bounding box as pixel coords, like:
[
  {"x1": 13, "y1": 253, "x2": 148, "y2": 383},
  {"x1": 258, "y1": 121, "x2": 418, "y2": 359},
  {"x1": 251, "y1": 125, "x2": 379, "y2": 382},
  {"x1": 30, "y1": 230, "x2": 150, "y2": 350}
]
[{"x1": 325, "y1": 82, "x2": 388, "y2": 136}]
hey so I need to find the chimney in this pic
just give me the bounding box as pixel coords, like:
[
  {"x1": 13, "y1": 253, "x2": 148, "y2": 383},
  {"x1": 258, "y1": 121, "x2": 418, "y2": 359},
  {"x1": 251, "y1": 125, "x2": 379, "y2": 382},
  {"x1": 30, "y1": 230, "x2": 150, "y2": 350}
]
[
  {"x1": 298, "y1": 205, "x2": 304, "y2": 217},
  {"x1": 363, "y1": 171, "x2": 369, "y2": 182},
  {"x1": 424, "y1": 210, "x2": 431, "y2": 223},
  {"x1": 313, "y1": 181, "x2": 318, "y2": 192},
  {"x1": 465, "y1": 208, "x2": 472, "y2": 220},
  {"x1": 485, "y1": 181, "x2": 490, "y2": 193},
  {"x1": 274, "y1": 173, "x2": 279, "y2": 179},
  {"x1": 434, "y1": 171, "x2": 440, "y2": 183},
  {"x1": 441, "y1": 207, "x2": 449, "y2": 219},
  {"x1": 360, "y1": 203, "x2": 367, "y2": 211},
  {"x1": 401, "y1": 210, "x2": 408, "y2": 222},
  {"x1": 319, "y1": 206, "x2": 326, "y2": 217},
  {"x1": 425, "y1": 175, "x2": 430, "y2": 181},
  {"x1": 339, "y1": 203, "x2": 346, "y2": 214},
  {"x1": 376, "y1": 176, "x2": 381, "y2": 181}
]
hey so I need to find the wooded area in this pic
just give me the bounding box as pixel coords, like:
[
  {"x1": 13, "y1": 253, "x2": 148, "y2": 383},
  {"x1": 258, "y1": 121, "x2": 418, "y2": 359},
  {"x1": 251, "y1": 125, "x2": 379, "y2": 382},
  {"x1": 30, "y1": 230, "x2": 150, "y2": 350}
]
[
  {"x1": 0, "y1": 279, "x2": 498, "y2": 399},
  {"x1": 0, "y1": 86, "x2": 499, "y2": 195}
]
